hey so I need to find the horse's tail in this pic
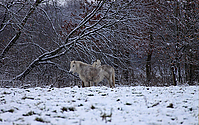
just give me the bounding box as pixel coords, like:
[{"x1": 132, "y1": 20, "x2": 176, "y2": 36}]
[{"x1": 112, "y1": 67, "x2": 115, "y2": 88}]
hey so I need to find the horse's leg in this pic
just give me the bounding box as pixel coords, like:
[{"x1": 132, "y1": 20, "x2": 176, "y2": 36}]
[
  {"x1": 108, "y1": 76, "x2": 113, "y2": 88},
  {"x1": 112, "y1": 68, "x2": 115, "y2": 88},
  {"x1": 105, "y1": 76, "x2": 111, "y2": 88},
  {"x1": 87, "y1": 82, "x2": 91, "y2": 87},
  {"x1": 89, "y1": 81, "x2": 92, "y2": 87},
  {"x1": 83, "y1": 81, "x2": 89, "y2": 87},
  {"x1": 82, "y1": 81, "x2": 85, "y2": 88}
]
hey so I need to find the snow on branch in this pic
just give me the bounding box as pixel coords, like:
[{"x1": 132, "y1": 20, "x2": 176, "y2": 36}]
[
  {"x1": 12, "y1": 0, "x2": 142, "y2": 80},
  {"x1": 65, "y1": 0, "x2": 105, "y2": 43},
  {"x1": 0, "y1": 0, "x2": 44, "y2": 59}
]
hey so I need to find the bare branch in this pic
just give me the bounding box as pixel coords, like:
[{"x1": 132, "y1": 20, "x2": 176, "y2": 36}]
[{"x1": 0, "y1": 0, "x2": 44, "y2": 59}]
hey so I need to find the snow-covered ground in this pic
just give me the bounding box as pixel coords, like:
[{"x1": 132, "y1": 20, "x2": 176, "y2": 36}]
[{"x1": 0, "y1": 86, "x2": 198, "y2": 125}]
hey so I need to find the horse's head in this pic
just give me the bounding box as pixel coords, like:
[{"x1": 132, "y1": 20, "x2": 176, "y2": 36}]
[
  {"x1": 92, "y1": 59, "x2": 101, "y2": 68},
  {"x1": 69, "y1": 61, "x2": 77, "y2": 74}
]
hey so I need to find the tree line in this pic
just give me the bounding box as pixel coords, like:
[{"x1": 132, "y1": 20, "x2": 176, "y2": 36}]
[{"x1": 0, "y1": 0, "x2": 198, "y2": 87}]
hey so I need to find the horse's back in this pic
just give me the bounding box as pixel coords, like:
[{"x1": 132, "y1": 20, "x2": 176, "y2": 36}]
[
  {"x1": 80, "y1": 64, "x2": 101, "y2": 80},
  {"x1": 101, "y1": 65, "x2": 113, "y2": 73}
]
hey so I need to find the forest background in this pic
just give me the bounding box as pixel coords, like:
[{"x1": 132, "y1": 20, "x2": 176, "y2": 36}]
[{"x1": 0, "y1": 0, "x2": 198, "y2": 88}]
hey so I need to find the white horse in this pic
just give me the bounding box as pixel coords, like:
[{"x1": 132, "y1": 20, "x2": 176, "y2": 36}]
[{"x1": 69, "y1": 60, "x2": 115, "y2": 88}]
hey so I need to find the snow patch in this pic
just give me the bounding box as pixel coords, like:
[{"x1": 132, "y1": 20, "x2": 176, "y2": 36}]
[{"x1": 0, "y1": 86, "x2": 198, "y2": 124}]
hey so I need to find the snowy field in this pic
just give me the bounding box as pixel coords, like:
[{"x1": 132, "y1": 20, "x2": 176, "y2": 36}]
[{"x1": 0, "y1": 86, "x2": 198, "y2": 125}]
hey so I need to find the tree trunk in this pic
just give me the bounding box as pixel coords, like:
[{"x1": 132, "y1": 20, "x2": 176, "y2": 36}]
[
  {"x1": 146, "y1": 32, "x2": 153, "y2": 84},
  {"x1": 175, "y1": 1, "x2": 181, "y2": 85},
  {"x1": 146, "y1": 53, "x2": 152, "y2": 83},
  {"x1": 185, "y1": 60, "x2": 188, "y2": 82},
  {"x1": 171, "y1": 63, "x2": 177, "y2": 86},
  {"x1": 177, "y1": 62, "x2": 182, "y2": 83},
  {"x1": 189, "y1": 60, "x2": 193, "y2": 85}
]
